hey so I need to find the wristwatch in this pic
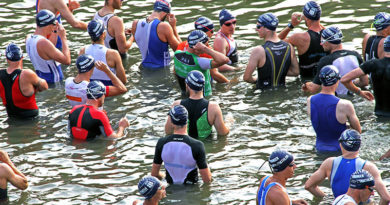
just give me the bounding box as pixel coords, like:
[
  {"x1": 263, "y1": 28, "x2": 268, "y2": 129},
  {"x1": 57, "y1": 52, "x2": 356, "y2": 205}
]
[{"x1": 287, "y1": 22, "x2": 294, "y2": 29}]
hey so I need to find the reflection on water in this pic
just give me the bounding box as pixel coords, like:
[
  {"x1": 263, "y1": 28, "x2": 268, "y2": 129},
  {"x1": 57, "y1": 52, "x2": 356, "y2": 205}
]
[{"x1": 0, "y1": 0, "x2": 389, "y2": 204}]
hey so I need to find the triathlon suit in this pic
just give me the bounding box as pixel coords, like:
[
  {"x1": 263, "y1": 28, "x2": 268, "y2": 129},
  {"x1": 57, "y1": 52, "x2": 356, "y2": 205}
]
[
  {"x1": 64, "y1": 77, "x2": 89, "y2": 107},
  {"x1": 174, "y1": 50, "x2": 213, "y2": 96},
  {"x1": 36, "y1": 0, "x2": 64, "y2": 50},
  {"x1": 135, "y1": 18, "x2": 170, "y2": 69},
  {"x1": 153, "y1": 134, "x2": 208, "y2": 184},
  {"x1": 256, "y1": 41, "x2": 291, "y2": 89},
  {"x1": 360, "y1": 57, "x2": 390, "y2": 116},
  {"x1": 68, "y1": 104, "x2": 114, "y2": 140},
  {"x1": 26, "y1": 35, "x2": 63, "y2": 83},
  {"x1": 330, "y1": 156, "x2": 366, "y2": 197},
  {"x1": 298, "y1": 30, "x2": 328, "y2": 78},
  {"x1": 364, "y1": 35, "x2": 384, "y2": 61},
  {"x1": 257, "y1": 176, "x2": 292, "y2": 205},
  {"x1": 0, "y1": 187, "x2": 7, "y2": 202},
  {"x1": 310, "y1": 93, "x2": 347, "y2": 153},
  {"x1": 180, "y1": 98, "x2": 212, "y2": 139},
  {"x1": 216, "y1": 31, "x2": 238, "y2": 64},
  {"x1": 313, "y1": 50, "x2": 363, "y2": 95},
  {"x1": 0, "y1": 69, "x2": 39, "y2": 118},
  {"x1": 332, "y1": 194, "x2": 358, "y2": 205},
  {"x1": 85, "y1": 44, "x2": 116, "y2": 86}
]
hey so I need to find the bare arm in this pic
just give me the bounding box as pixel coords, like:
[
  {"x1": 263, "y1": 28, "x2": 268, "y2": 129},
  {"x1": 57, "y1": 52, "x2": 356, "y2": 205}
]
[
  {"x1": 108, "y1": 50, "x2": 127, "y2": 84},
  {"x1": 364, "y1": 162, "x2": 390, "y2": 204},
  {"x1": 94, "y1": 61, "x2": 127, "y2": 97},
  {"x1": 268, "y1": 186, "x2": 293, "y2": 205},
  {"x1": 108, "y1": 118, "x2": 130, "y2": 138},
  {"x1": 199, "y1": 167, "x2": 212, "y2": 183},
  {"x1": 0, "y1": 151, "x2": 28, "y2": 190},
  {"x1": 243, "y1": 46, "x2": 264, "y2": 83},
  {"x1": 302, "y1": 82, "x2": 321, "y2": 93},
  {"x1": 209, "y1": 103, "x2": 229, "y2": 135},
  {"x1": 362, "y1": 34, "x2": 370, "y2": 61},
  {"x1": 341, "y1": 68, "x2": 374, "y2": 101},
  {"x1": 287, "y1": 44, "x2": 299, "y2": 76},
  {"x1": 194, "y1": 42, "x2": 229, "y2": 68},
  {"x1": 22, "y1": 69, "x2": 48, "y2": 95},
  {"x1": 110, "y1": 17, "x2": 132, "y2": 54},
  {"x1": 304, "y1": 158, "x2": 332, "y2": 198},
  {"x1": 342, "y1": 100, "x2": 361, "y2": 133},
  {"x1": 210, "y1": 68, "x2": 229, "y2": 83},
  {"x1": 38, "y1": 23, "x2": 71, "y2": 65},
  {"x1": 278, "y1": 12, "x2": 303, "y2": 40},
  {"x1": 158, "y1": 22, "x2": 180, "y2": 51},
  {"x1": 380, "y1": 149, "x2": 390, "y2": 160},
  {"x1": 55, "y1": 0, "x2": 87, "y2": 30},
  {"x1": 151, "y1": 163, "x2": 164, "y2": 180},
  {"x1": 167, "y1": 14, "x2": 181, "y2": 44},
  {"x1": 213, "y1": 37, "x2": 236, "y2": 72}
]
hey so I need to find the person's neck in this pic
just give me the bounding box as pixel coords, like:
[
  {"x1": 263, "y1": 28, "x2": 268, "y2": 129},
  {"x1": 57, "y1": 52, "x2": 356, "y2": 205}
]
[
  {"x1": 342, "y1": 151, "x2": 359, "y2": 159},
  {"x1": 345, "y1": 189, "x2": 361, "y2": 204},
  {"x1": 264, "y1": 32, "x2": 280, "y2": 43},
  {"x1": 92, "y1": 40, "x2": 104, "y2": 46},
  {"x1": 220, "y1": 29, "x2": 232, "y2": 38},
  {"x1": 307, "y1": 21, "x2": 322, "y2": 32},
  {"x1": 330, "y1": 45, "x2": 343, "y2": 53},
  {"x1": 143, "y1": 199, "x2": 158, "y2": 205},
  {"x1": 85, "y1": 99, "x2": 99, "y2": 108},
  {"x1": 270, "y1": 173, "x2": 287, "y2": 187},
  {"x1": 320, "y1": 86, "x2": 337, "y2": 95},
  {"x1": 189, "y1": 92, "x2": 203, "y2": 100},
  {"x1": 148, "y1": 12, "x2": 163, "y2": 22},
  {"x1": 34, "y1": 28, "x2": 48, "y2": 37},
  {"x1": 377, "y1": 30, "x2": 387, "y2": 37},
  {"x1": 6, "y1": 64, "x2": 21, "y2": 74},
  {"x1": 173, "y1": 127, "x2": 187, "y2": 135},
  {"x1": 102, "y1": 4, "x2": 115, "y2": 14},
  {"x1": 74, "y1": 73, "x2": 91, "y2": 83}
]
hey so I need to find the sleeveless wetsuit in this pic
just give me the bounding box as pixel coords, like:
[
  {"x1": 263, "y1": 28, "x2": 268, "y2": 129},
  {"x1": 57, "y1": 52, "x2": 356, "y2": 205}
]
[
  {"x1": 174, "y1": 50, "x2": 212, "y2": 96},
  {"x1": 0, "y1": 187, "x2": 7, "y2": 202},
  {"x1": 135, "y1": 19, "x2": 170, "y2": 69},
  {"x1": 216, "y1": 32, "x2": 238, "y2": 64},
  {"x1": 180, "y1": 98, "x2": 212, "y2": 139},
  {"x1": 153, "y1": 134, "x2": 208, "y2": 184},
  {"x1": 310, "y1": 93, "x2": 347, "y2": 153},
  {"x1": 26, "y1": 35, "x2": 63, "y2": 83},
  {"x1": 257, "y1": 176, "x2": 292, "y2": 205},
  {"x1": 330, "y1": 156, "x2": 366, "y2": 197},
  {"x1": 68, "y1": 105, "x2": 114, "y2": 140},
  {"x1": 85, "y1": 44, "x2": 116, "y2": 86},
  {"x1": 256, "y1": 41, "x2": 291, "y2": 89},
  {"x1": 365, "y1": 35, "x2": 384, "y2": 61},
  {"x1": 36, "y1": 0, "x2": 63, "y2": 49},
  {"x1": 333, "y1": 194, "x2": 358, "y2": 205},
  {"x1": 298, "y1": 30, "x2": 328, "y2": 78},
  {"x1": 0, "y1": 69, "x2": 39, "y2": 118}
]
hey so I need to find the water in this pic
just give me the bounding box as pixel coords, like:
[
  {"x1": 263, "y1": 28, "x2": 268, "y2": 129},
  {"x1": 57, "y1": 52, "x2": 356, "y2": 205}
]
[{"x1": 0, "y1": 0, "x2": 389, "y2": 204}]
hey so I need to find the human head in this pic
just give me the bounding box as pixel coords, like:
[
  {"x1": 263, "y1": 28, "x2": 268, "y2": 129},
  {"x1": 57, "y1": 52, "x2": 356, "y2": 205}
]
[
  {"x1": 373, "y1": 12, "x2": 390, "y2": 31},
  {"x1": 384, "y1": 36, "x2": 390, "y2": 52},
  {"x1": 185, "y1": 70, "x2": 205, "y2": 92},
  {"x1": 187, "y1": 30, "x2": 209, "y2": 49},
  {"x1": 303, "y1": 1, "x2": 321, "y2": 21},
  {"x1": 319, "y1": 65, "x2": 340, "y2": 86},
  {"x1": 86, "y1": 80, "x2": 106, "y2": 100},
  {"x1": 76, "y1": 54, "x2": 95, "y2": 74},
  {"x1": 36, "y1": 9, "x2": 56, "y2": 27},
  {"x1": 154, "y1": 0, "x2": 171, "y2": 13},
  {"x1": 168, "y1": 105, "x2": 188, "y2": 127},
  {"x1": 106, "y1": 0, "x2": 123, "y2": 9},
  {"x1": 349, "y1": 170, "x2": 375, "y2": 202},
  {"x1": 88, "y1": 20, "x2": 105, "y2": 42},
  {"x1": 268, "y1": 150, "x2": 294, "y2": 173},
  {"x1": 195, "y1": 17, "x2": 214, "y2": 38},
  {"x1": 219, "y1": 9, "x2": 235, "y2": 26},
  {"x1": 257, "y1": 13, "x2": 279, "y2": 32},
  {"x1": 138, "y1": 176, "x2": 165, "y2": 200},
  {"x1": 321, "y1": 26, "x2": 343, "y2": 45},
  {"x1": 339, "y1": 129, "x2": 361, "y2": 152},
  {"x1": 5, "y1": 43, "x2": 23, "y2": 62}
]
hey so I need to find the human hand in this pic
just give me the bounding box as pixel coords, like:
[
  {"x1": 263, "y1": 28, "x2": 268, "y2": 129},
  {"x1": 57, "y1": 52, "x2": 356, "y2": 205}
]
[
  {"x1": 167, "y1": 14, "x2": 177, "y2": 27},
  {"x1": 68, "y1": 0, "x2": 80, "y2": 12},
  {"x1": 291, "y1": 12, "x2": 303, "y2": 27},
  {"x1": 193, "y1": 42, "x2": 207, "y2": 52},
  {"x1": 359, "y1": 90, "x2": 374, "y2": 101},
  {"x1": 56, "y1": 23, "x2": 67, "y2": 39},
  {"x1": 95, "y1": 61, "x2": 110, "y2": 73},
  {"x1": 119, "y1": 117, "x2": 130, "y2": 128},
  {"x1": 125, "y1": 28, "x2": 132, "y2": 36},
  {"x1": 379, "y1": 149, "x2": 390, "y2": 160},
  {"x1": 292, "y1": 199, "x2": 308, "y2": 205},
  {"x1": 301, "y1": 82, "x2": 309, "y2": 92}
]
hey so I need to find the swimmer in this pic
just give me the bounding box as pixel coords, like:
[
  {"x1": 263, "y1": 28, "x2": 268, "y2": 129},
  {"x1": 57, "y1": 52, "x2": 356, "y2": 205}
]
[
  {"x1": 132, "y1": 0, "x2": 181, "y2": 69},
  {"x1": 362, "y1": 12, "x2": 390, "y2": 61},
  {"x1": 166, "y1": 71, "x2": 231, "y2": 139},
  {"x1": 278, "y1": 1, "x2": 328, "y2": 79},
  {"x1": 0, "y1": 43, "x2": 48, "y2": 119},
  {"x1": 68, "y1": 80, "x2": 129, "y2": 140},
  {"x1": 132, "y1": 176, "x2": 166, "y2": 205},
  {"x1": 243, "y1": 13, "x2": 299, "y2": 89}
]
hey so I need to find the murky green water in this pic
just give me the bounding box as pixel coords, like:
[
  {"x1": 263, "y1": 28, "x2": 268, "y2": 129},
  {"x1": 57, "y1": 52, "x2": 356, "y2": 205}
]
[{"x1": 0, "y1": 0, "x2": 389, "y2": 204}]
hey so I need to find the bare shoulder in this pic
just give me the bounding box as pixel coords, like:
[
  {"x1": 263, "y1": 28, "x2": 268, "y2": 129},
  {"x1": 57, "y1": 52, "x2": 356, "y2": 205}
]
[
  {"x1": 338, "y1": 99, "x2": 353, "y2": 108},
  {"x1": 321, "y1": 157, "x2": 335, "y2": 169},
  {"x1": 172, "y1": 100, "x2": 181, "y2": 106},
  {"x1": 208, "y1": 101, "x2": 221, "y2": 112},
  {"x1": 110, "y1": 16, "x2": 123, "y2": 24},
  {"x1": 289, "y1": 32, "x2": 309, "y2": 44},
  {"x1": 107, "y1": 48, "x2": 120, "y2": 57},
  {"x1": 267, "y1": 185, "x2": 289, "y2": 203},
  {"x1": 21, "y1": 68, "x2": 37, "y2": 77}
]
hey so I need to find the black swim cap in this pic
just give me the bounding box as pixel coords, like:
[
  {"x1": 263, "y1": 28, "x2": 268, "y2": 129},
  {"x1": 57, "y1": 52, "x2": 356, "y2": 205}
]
[
  {"x1": 338, "y1": 129, "x2": 361, "y2": 152},
  {"x1": 349, "y1": 170, "x2": 375, "y2": 190},
  {"x1": 88, "y1": 20, "x2": 105, "y2": 42},
  {"x1": 194, "y1": 17, "x2": 214, "y2": 33},
  {"x1": 36, "y1": 9, "x2": 56, "y2": 27},
  {"x1": 5, "y1": 43, "x2": 23, "y2": 62},
  {"x1": 373, "y1": 12, "x2": 390, "y2": 31},
  {"x1": 303, "y1": 1, "x2": 321, "y2": 20},
  {"x1": 257, "y1": 13, "x2": 279, "y2": 31},
  {"x1": 86, "y1": 81, "x2": 106, "y2": 100},
  {"x1": 185, "y1": 70, "x2": 205, "y2": 91},
  {"x1": 319, "y1": 65, "x2": 340, "y2": 86},
  {"x1": 168, "y1": 105, "x2": 188, "y2": 126},
  {"x1": 76, "y1": 54, "x2": 95, "y2": 74},
  {"x1": 187, "y1": 30, "x2": 209, "y2": 48}
]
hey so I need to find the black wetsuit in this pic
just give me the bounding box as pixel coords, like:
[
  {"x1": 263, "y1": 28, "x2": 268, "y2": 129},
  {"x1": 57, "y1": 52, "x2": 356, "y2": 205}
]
[
  {"x1": 180, "y1": 98, "x2": 212, "y2": 139},
  {"x1": 0, "y1": 187, "x2": 7, "y2": 201},
  {"x1": 256, "y1": 41, "x2": 291, "y2": 89},
  {"x1": 298, "y1": 30, "x2": 328, "y2": 78},
  {"x1": 364, "y1": 35, "x2": 384, "y2": 61},
  {"x1": 360, "y1": 57, "x2": 390, "y2": 116}
]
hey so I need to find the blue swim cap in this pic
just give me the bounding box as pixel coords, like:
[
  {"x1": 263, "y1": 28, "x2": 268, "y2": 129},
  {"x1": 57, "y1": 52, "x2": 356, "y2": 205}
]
[
  {"x1": 138, "y1": 176, "x2": 161, "y2": 200},
  {"x1": 338, "y1": 129, "x2": 361, "y2": 152},
  {"x1": 168, "y1": 105, "x2": 188, "y2": 126},
  {"x1": 76, "y1": 54, "x2": 95, "y2": 74},
  {"x1": 195, "y1": 17, "x2": 214, "y2": 33},
  {"x1": 5, "y1": 43, "x2": 23, "y2": 62},
  {"x1": 373, "y1": 12, "x2": 390, "y2": 31},
  {"x1": 219, "y1": 9, "x2": 235, "y2": 26},
  {"x1": 268, "y1": 150, "x2": 294, "y2": 172},
  {"x1": 257, "y1": 13, "x2": 279, "y2": 31},
  {"x1": 88, "y1": 20, "x2": 105, "y2": 42},
  {"x1": 384, "y1": 36, "x2": 390, "y2": 52},
  {"x1": 86, "y1": 81, "x2": 106, "y2": 100},
  {"x1": 303, "y1": 1, "x2": 321, "y2": 21},
  {"x1": 187, "y1": 30, "x2": 209, "y2": 48},
  {"x1": 319, "y1": 65, "x2": 340, "y2": 86},
  {"x1": 349, "y1": 170, "x2": 375, "y2": 190},
  {"x1": 154, "y1": 0, "x2": 171, "y2": 13},
  {"x1": 36, "y1": 9, "x2": 56, "y2": 27},
  {"x1": 185, "y1": 70, "x2": 205, "y2": 91},
  {"x1": 321, "y1": 26, "x2": 343, "y2": 44}
]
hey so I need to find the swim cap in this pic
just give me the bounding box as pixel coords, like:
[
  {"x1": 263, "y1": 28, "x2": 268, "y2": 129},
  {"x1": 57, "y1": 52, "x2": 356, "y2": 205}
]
[
  {"x1": 303, "y1": 1, "x2": 321, "y2": 20},
  {"x1": 168, "y1": 105, "x2": 188, "y2": 126},
  {"x1": 36, "y1": 9, "x2": 56, "y2": 27},
  {"x1": 257, "y1": 13, "x2": 279, "y2": 31},
  {"x1": 5, "y1": 43, "x2": 23, "y2": 62},
  {"x1": 268, "y1": 150, "x2": 294, "y2": 172},
  {"x1": 321, "y1": 26, "x2": 343, "y2": 44},
  {"x1": 338, "y1": 129, "x2": 361, "y2": 152},
  {"x1": 187, "y1": 30, "x2": 209, "y2": 48},
  {"x1": 86, "y1": 81, "x2": 106, "y2": 100},
  {"x1": 373, "y1": 12, "x2": 390, "y2": 31},
  {"x1": 194, "y1": 17, "x2": 214, "y2": 33},
  {"x1": 88, "y1": 20, "x2": 105, "y2": 42},
  {"x1": 76, "y1": 54, "x2": 95, "y2": 73},
  {"x1": 138, "y1": 176, "x2": 161, "y2": 200},
  {"x1": 219, "y1": 9, "x2": 235, "y2": 26},
  {"x1": 384, "y1": 36, "x2": 390, "y2": 52},
  {"x1": 185, "y1": 70, "x2": 205, "y2": 91},
  {"x1": 154, "y1": 0, "x2": 171, "y2": 13},
  {"x1": 319, "y1": 65, "x2": 340, "y2": 86},
  {"x1": 349, "y1": 170, "x2": 375, "y2": 190}
]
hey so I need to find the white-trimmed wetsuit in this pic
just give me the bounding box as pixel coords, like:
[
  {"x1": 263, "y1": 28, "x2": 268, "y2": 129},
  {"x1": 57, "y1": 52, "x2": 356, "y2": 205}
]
[
  {"x1": 26, "y1": 34, "x2": 63, "y2": 83},
  {"x1": 65, "y1": 77, "x2": 89, "y2": 107},
  {"x1": 330, "y1": 156, "x2": 366, "y2": 198},
  {"x1": 85, "y1": 44, "x2": 116, "y2": 86},
  {"x1": 332, "y1": 194, "x2": 357, "y2": 205},
  {"x1": 93, "y1": 12, "x2": 115, "y2": 50},
  {"x1": 216, "y1": 31, "x2": 238, "y2": 64},
  {"x1": 135, "y1": 18, "x2": 170, "y2": 69},
  {"x1": 257, "y1": 176, "x2": 292, "y2": 205}
]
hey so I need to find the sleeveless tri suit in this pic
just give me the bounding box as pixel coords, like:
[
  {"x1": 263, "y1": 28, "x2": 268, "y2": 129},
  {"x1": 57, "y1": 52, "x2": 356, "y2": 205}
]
[{"x1": 180, "y1": 98, "x2": 212, "y2": 139}]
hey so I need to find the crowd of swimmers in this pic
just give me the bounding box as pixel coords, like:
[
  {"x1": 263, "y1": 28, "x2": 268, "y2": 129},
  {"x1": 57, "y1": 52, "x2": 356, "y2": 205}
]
[{"x1": 0, "y1": 0, "x2": 390, "y2": 204}]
